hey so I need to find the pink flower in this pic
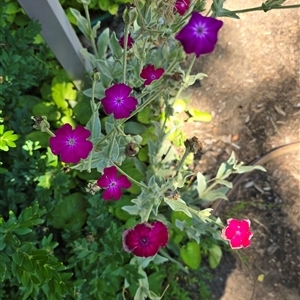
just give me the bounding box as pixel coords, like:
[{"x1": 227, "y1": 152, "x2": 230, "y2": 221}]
[
  {"x1": 97, "y1": 166, "x2": 132, "y2": 201},
  {"x1": 101, "y1": 83, "x2": 138, "y2": 119},
  {"x1": 122, "y1": 221, "x2": 169, "y2": 257},
  {"x1": 175, "y1": 12, "x2": 223, "y2": 57},
  {"x1": 119, "y1": 34, "x2": 134, "y2": 49},
  {"x1": 221, "y1": 219, "x2": 253, "y2": 249},
  {"x1": 174, "y1": 0, "x2": 190, "y2": 16},
  {"x1": 49, "y1": 124, "x2": 93, "y2": 164},
  {"x1": 140, "y1": 65, "x2": 165, "y2": 86}
]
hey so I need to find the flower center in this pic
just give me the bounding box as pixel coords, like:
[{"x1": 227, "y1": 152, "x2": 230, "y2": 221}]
[
  {"x1": 115, "y1": 97, "x2": 124, "y2": 105},
  {"x1": 140, "y1": 237, "x2": 149, "y2": 246},
  {"x1": 150, "y1": 74, "x2": 156, "y2": 80},
  {"x1": 109, "y1": 181, "x2": 117, "y2": 188},
  {"x1": 67, "y1": 137, "x2": 76, "y2": 146},
  {"x1": 195, "y1": 24, "x2": 207, "y2": 37}
]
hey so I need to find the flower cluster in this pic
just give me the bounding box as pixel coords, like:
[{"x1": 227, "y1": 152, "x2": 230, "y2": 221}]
[{"x1": 49, "y1": 6, "x2": 225, "y2": 259}]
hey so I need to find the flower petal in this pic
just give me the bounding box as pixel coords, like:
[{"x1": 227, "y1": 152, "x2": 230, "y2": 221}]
[
  {"x1": 117, "y1": 175, "x2": 132, "y2": 189},
  {"x1": 102, "y1": 186, "x2": 122, "y2": 201},
  {"x1": 148, "y1": 221, "x2": 169, "y2": 248}
]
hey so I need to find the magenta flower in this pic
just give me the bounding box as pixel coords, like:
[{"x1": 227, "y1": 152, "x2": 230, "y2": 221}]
[
  {"x1": 49, "y1": 123, "x2": 93, "y2": 164},
  {"x1": 221, "y1": 219, "x2": 253, "y2": 249},
  {"x1": 101, "y1": 83, "x2": 138, "y2": 119},
  {"x1": 122, "y1": 221, "x2": 169, "y2": 257},
  {"x1": 174, "y1": 0, "x2": 190, "y2": 16},
  {"x1": 140, "y1": 65, "x2": 165, "y2": 86},
  {"x1": 119, "y1": 34, "x2": 134, "y2": 49},
  {"x1": 97, "y1": 166, "x2": 132, "y2": 201},
  {"x1": 175, "y1": 12, "x2": 223, "y2": 58}
]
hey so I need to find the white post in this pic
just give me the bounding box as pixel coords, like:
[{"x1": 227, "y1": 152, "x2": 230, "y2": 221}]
[{"x1": 17, "y1": 0, "x2": 92, "y2": 89}]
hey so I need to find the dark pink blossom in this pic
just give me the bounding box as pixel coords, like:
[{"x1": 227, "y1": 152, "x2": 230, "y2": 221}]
[
  {"x1": 97, "y1": 166, "x2": 131, "y2": 201},
  {"x1": 49, "y1": 124, "x2": 93, "y2": 164},
  {"x1": 122, "y1": 221, "x2": 169, "y2": 257},
  {"x1": 175, "y1": 12, "x2": 223, "y2": 58},
  {"x1": 221, "y1": 219, "x2": 253, "y2": 249},
  {"x1": 119, "y1": 34, "x2": 134, "y2": 49},
  {"x1": 101, "y1": 83, "x2": 138, "y2": 119},
  {"x1": 174, "y1": 0, "x2": 190, "y2": 16},
  {"x1": 140, "y1": 65, "x2": 165, "y2": 86}
]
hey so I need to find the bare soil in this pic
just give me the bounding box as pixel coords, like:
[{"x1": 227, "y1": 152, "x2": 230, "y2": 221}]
[{"x1": 185, "y1": 1, "x2": 300, "y2": 299}]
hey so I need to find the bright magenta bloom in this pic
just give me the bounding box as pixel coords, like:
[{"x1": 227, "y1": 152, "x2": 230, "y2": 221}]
[
  {"x1": 122, "y1": 221, "x2": 169, "y2": 257},
  {"x1": 101, "y1": 83, "x2": 138, "y2": 119},
  {"x1": 174, "y1": 0, "x2": 190, "y2": 16},
  {"x1": 97, "y1": 166, "x2": 132, "y2": 201},
  {"x1": 49, "y1": 124, "x2": 93, "y2": 164},
  {"x1": 221, "y1": 219, "x2": 253, "y2": 249},
  {"x1": 119, "y1": 34, "x2": 134, "y2": 49},
  {"x1": 175, "y1": 12, "x2": 223, "y2": 58},
  {"x1": 140, "y1": 65, "x2": 164, "y2": 86}
]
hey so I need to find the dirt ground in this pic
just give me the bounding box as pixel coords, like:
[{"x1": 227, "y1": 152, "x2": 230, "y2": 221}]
[{"x1": 185, "y1": 1, "x2": 300, "y2": 299}]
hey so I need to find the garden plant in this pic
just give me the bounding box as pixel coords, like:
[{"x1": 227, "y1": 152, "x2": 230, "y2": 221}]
[{"x1": 1, "y1": 0, "x2": 299, "y2": 299}]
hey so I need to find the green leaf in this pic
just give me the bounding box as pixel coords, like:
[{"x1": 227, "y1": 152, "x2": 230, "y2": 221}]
[
  {"x1": 208, "y1": 244, "x2": 222, "y2": 269},
  {"x1": 184, "y1": 73, "x2": 207, "y2": 87},
  {"x1": 20, "y1": 270, "x2": 30, "y2": 286},
  {"x1": 216, "y1": 152, "x2": 236, "y2": 179},
  {"x1": 97, "y1": 28, "x2": 110, "y2": 59},
  {"x1": 13, "y1": 227, "x2": 32, "y2": 235},
  {"x1": 109, "y1": 32, "x2": 122, "y2": 58},
  {"x1": 196, "y1": 172, "x2": 207, "y2": 196},
  {"x1": 0, "y1": 127, "x2": 19, "y2": 151},
  {"x1": 235, "y1": 165, "x2": 266, "y2": 174},
  {"x1": 12, "y1": 250, "x2": 24, "y2": 267},
  {"x1": 188, "y1": 108, "x2": 212, "y2": 123},
  {"x1": 201, "y1": 190, "x2": 228, "y2": 202},
  {"x1": 164, "y1": 198, "x2": 192, "y2": 218},
  {"x1": 70, "y1": 8, "x2": 90, "y2": 39},
  {"x1": 180, "y1": 241, "x2": 201, "y2": 270},
  {"x1": 51, "y1": 72, "x2": 77, "y2": 109},
  {"x1": 50, "y1": 193, "x2": 87, "y2": 230}
]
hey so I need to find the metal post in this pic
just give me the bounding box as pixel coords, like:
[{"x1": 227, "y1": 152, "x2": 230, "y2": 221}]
[{"x1": 17, "y1": 0, "x2": 92, "y2": 89}]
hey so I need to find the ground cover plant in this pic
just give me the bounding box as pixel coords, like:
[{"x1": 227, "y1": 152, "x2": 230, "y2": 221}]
[{"x1": 1, "y1": 0, "x2": 299, "y2": 299}]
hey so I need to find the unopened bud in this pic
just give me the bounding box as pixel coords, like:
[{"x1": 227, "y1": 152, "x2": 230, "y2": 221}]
[
  {"x1": 125, "y1": 142, "x2": 139, "y2": 157},
  {"x1": 184, "y1": 136, "x2": 203, "y2": 154}
]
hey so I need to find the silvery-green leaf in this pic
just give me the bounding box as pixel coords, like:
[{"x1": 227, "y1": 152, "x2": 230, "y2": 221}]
[
  {"x1": 109, "y1": 32, "x2": 122, "y2": 58},
  {"x1": 196, "y1": 172, "x2": 207, "y2": 196},
  {"x1": 164, "y1": 198, "x2": 192, "y2": 217},
  {"x1": 86, "y1": 111, "x2": 101, "y2": 142},
  {"x1": 97, "y1": 28, "x2": 110, "y2": 59},
  {"x1": 122, "y1": 205, "x2": 140, "y2": 215},
  {"x1": 216, "y1": 152, "x2": 236, "y2": 178},
  {"x1": 70, "y1": 8, "x2": 90, "y2": 39},
  {"x1": 201, "y1": 190, "x2": 228, "y2": 202},
  {"x1": 235, "y1": 165, "x2": 266, "y2": 174},
  {"x1": 184, "y1": 73, "x2": 207, "y2": 87},
  {"x1": 216, "y1": 179, "x2": 232, "y2": 188}
]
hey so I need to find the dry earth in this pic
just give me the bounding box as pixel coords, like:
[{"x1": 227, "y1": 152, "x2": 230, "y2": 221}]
[{"x1": 184, "y1": 1, "x2": 300, "y2": 299}]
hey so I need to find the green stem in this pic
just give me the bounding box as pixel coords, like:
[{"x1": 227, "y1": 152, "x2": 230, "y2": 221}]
[
  {"x1": 90, "y1": 80, "x2": 97, "y2": 112},
  {"x1": 175, "y1": 54, "x2": 196, "y2": 100},
  {"x1": 83, "y1": 4, "x2": 98, "y2": 58},
  {"x1": 122, "y1": 23, "x2": 130, "y2": 84},
  {"x1": 175, "y1": 148, "x2": 191, "y2": 176},
  {"x1": 44, "y1": 128, "x2": 55, "y2": 137},
  {"x1": 112, "y1": 162, "x2": 150, "y2": 190},
  {"x1": 231, "y1": 4, "x2": 300, "y2": 14},
  {"x1": 118, "y1": 90, "x2": 160, "y2": 125}
]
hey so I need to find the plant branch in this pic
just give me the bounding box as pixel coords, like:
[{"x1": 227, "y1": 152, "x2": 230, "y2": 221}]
[{"x1": 231, "y1": 4, "x2": 300, "y2": 14}]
